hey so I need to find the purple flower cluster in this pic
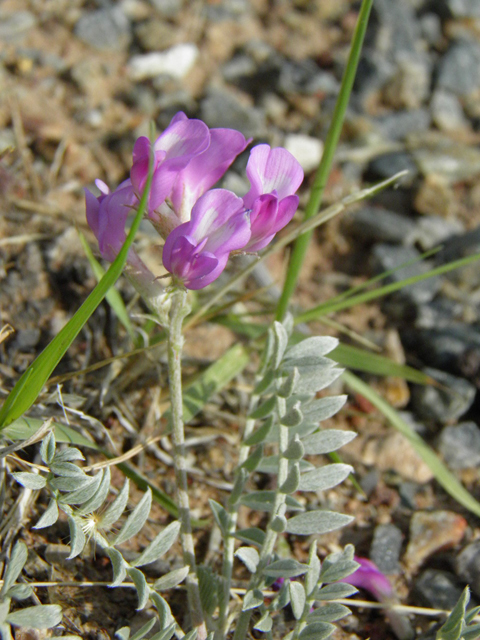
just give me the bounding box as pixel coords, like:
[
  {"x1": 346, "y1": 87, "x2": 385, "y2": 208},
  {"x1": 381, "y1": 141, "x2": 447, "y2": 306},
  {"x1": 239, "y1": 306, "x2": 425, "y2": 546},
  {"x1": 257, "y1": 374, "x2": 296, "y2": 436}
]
[{"x1": 86, "y1": 112, "x2": 303, "y2": 290}]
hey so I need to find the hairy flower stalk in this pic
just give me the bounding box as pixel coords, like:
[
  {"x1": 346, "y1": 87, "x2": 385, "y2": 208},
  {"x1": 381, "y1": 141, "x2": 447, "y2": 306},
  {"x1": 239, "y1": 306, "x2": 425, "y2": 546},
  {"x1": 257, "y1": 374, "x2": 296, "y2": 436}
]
[{"x1": 167, "y1": 287, "x2": 207, "y2": 639}]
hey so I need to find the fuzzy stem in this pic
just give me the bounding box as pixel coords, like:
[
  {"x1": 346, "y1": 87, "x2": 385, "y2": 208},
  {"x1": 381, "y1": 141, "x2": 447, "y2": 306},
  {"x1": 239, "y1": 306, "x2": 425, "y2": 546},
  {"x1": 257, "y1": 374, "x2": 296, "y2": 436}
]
[
  {"x1": 167, "y1": 288, "x2": 207, "y2": 639},
  {"x1": 232, "y1": 398, "x2": 289, "y2": 640}
]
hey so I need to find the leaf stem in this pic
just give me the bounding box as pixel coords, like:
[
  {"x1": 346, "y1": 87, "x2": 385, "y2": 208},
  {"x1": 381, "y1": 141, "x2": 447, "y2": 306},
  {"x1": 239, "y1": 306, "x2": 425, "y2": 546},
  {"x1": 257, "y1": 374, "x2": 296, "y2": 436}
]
[{"x1": 167, "y1": 288, "x2": 207, "y2": 638}]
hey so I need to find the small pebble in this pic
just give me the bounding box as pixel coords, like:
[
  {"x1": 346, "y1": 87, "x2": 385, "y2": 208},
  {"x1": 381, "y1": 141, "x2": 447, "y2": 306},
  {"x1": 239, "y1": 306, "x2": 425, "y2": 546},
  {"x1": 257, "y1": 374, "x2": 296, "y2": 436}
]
[
  {"x1": 431, "y1": 90, "x2": 468, "y2": 132},
  {"x1": 414, "y1": 569, "x2": 464, "y2": 610},
  {"x1": 74, "y1": 7, "x2": 131, "y2": 51},
  {"x1": 411, "y1": 367, "x2": 476, "y2": 424},
  {"x1": 284, "y1": 134, "x2": 323, "y2": 173},
  {"x1": 436, "y1": 40, "x2": 480, "y2": 97},
  {"x1": 456, "y1": 541, "x2": 480, "y2": 597},
  {"x1": 438, "y1": 422, "x2": 480, "y2": 469},
  {"x1": 404, "y1": 510, "x2": 467, "y2": 573},
  {"x1": 346, "y1": 206, "x2": 416, "y2": 245},
  {"x1": 370, "y1": 524, "x2": 403, "y2": 574},
  {"x1": 128, "y1": 44, "x2": 199, "y2": 81}
]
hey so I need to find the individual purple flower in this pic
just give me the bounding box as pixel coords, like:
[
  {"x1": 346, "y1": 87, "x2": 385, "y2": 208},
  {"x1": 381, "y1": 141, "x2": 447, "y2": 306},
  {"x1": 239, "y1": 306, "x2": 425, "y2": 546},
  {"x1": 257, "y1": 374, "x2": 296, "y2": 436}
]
[
  {"x1": 130, "y1": 112, "x2": 210, "y2": 215},
  {"x1": 162, "y1": 189, "x2": 251, "y2": 290},
  {"x1": 242, "y1": 144, "x2": 304, "y2": 252},
  {"x1": 170, "y1": 124, "x2": 250, "y2": 222},
  {"x1": 340, "y1": 556, "x2": 394, "y2": 602},
  {"x1": 85, "y1": 178, "x2": 137, "y2": 262}
]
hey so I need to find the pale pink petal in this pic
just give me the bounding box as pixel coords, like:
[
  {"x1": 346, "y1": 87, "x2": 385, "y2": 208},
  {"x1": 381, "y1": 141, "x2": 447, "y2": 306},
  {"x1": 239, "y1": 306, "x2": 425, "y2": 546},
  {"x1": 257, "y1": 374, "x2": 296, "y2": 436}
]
[
  {"x1": 170, "y1": 128, "x2": 249, "y2": 220},
  {"x1": 243, "y1": 144, "x2": 304, "y2": 208}
]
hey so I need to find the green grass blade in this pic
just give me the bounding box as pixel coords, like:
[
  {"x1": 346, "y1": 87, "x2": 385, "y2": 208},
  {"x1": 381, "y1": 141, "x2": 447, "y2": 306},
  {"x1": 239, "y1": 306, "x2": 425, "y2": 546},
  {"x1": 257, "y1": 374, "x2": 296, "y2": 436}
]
[
  {"x1": 78, "y1": 230, "x2": 135, "y2": 341},
  {"x1": 331, "y1": 344, "x2": 434, "y2": 385},
  {"x1": 275, "y1": 0, "x2": 374, "y2": 321},
  {"x1": 342, "y1": 371, "x2": 480, "y2": 518},
  {"x1": 296, "y1": 251, "x2": 480, "y2": 323},
  {"x1": 319, "y1": 245, "x2": 442, "y2": 310},
  {"x1": 0, "y1": 160, "x2": 154, "y2": 430}
]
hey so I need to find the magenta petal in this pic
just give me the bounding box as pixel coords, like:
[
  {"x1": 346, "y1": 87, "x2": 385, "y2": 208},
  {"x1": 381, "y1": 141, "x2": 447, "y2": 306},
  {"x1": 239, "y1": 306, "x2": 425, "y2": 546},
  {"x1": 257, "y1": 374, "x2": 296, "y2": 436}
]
[
  {"x1": 243, "y1": 144, "x2": 304, "y2": 208},
  {"x1": 96, "y1": 184, "x2": 136, "y2": 262},
  {"x1": 187, "y1": 253, "x2": 229, "y2": 289},
  {"x1": 190, "y1": 189, "x2": 245, "y2": 237},
  {"x1": 170, "y1": 128, "x2": 249, "y2": 219},
  {"x1": 85, "y1": 188, "x2": 101, "y2": 237},
  {"x1": 340, "y1": 557, "x2": 394, "y2": 603},
  {"x1": 244, "y1": 193, "x2": 299, "y2": 252},
  {"x1": 163, "y1": 188, "x2": 251, "y2": 289},
  {"x1": 156, "y1": 118, "x2": 210, "y2": 170}
]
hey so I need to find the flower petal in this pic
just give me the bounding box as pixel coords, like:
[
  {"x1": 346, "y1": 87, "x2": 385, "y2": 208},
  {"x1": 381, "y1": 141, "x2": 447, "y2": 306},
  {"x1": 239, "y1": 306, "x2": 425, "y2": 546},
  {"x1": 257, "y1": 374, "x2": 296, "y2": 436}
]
[
  {"x1": 170, "y1": 128, "x2": 249, "y2": 221},
  {"x1": 244, "y1": 194, "x2": 299, "y2": 252},
  {"x1": 243, "y1": 144, "x2": 304, "y2": 208}
]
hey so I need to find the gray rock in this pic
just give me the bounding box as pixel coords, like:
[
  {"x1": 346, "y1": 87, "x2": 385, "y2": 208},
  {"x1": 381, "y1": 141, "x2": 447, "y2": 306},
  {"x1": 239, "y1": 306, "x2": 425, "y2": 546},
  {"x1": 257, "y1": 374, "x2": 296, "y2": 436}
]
[
  {"x1": 354, "y1": 50, "x2": 395, "y2": 103},
  {"x1": 371, "y1": 244, "x2": 441, "y2": 305},
  {"x1": 384, "y1": 53, "x2": 432, "y2": 109},
  {"x1": 438, "y1": 422, "x2": 480, "y2": 469},
  {"x1": 410, "y1": 215, "x2": 464, "y2": 251},
  {"x1": 200, "y1": 88, "x2": 266, "y2": 139},
  {"x1": 412, "y1": 298, "x2": 465, "y2": 330},
  {"x1": 415, "y1": 569, "x2": 464, "y2": 610},
  {"x1": 204, "y1": 0, "x2": 251, "y2": 20},
  {"x1": 411, "y1": 367, "x2": 476, "y2": 423},
  {"x1": 436, "y1": 225, "x2": 480, "y2": 290},
  {"x1": 12, "y1": 328, "x2": 41, "y2": 351},
  {"x1": 413, "y1": 141, "x2": 480, "y2": 183},
  {"x1": 74, "y1": 7, "x2": 131, "y2": 51},
  {"x1": 370, "y1": 0, "x2": 421, "y2": 58},
  {"x1": 377, "y1": 108, "x2": 432, "y2": 141},
  {"x1": 456, "y1": 541, "x2": 480, "y2": 598},
  {"x1": 419, "y1": 13, "x2": 443, "y2": 48},
  {"x1": 278, "y1": 59, "x2": 339, "y2": 96},
  {"x1": 436, "y1": 40, "x2": 480, "y2": 96},
  {"x1": 150, "y1": 0, "x2": 183, "y2": 17},
  {"x1": 0, "y1": 10, "x2": 36, "y2": 41},
  {"x1": 222, "y1": 53, "x2": 281, "y2": 95},
  {"x1": 370, "y1": 524, "x2": 403, "y2": 574},
  {"x1": 365, "y1": 151, "x2": 419, "y2": 185},
  {"x1": 440, "y1": 0, "x2": 480, "y2": 18},
  {"x1": 346, "y1": 206, "x2": 416, "y2": 245},
  {"x1": 431, "y1": 90, "x2": 468, "y2": 132},
  {"x1": 400, "y1": 325, "x2": 480, "y2": 380}
]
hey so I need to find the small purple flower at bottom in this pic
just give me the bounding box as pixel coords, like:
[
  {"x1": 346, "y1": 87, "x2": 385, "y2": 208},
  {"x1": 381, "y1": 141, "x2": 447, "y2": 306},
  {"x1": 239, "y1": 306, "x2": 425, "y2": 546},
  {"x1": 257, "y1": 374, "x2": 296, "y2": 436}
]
[
  {"x1": 162, "y1": 189, "x2": 251, "y2": 290},
  {"x1": 340, "y1": 556, "x2": 394, "y2": 602}
]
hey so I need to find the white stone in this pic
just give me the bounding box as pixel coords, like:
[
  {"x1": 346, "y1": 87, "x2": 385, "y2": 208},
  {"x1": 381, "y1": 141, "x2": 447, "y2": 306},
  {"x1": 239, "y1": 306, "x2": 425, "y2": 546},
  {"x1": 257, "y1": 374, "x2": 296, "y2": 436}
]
[
  {"x1": 128, "y1": 43, "x2": 199, "y2": 81},
  {"x1": 284, "y1": 134, "x2": 323, "y2": 173}
]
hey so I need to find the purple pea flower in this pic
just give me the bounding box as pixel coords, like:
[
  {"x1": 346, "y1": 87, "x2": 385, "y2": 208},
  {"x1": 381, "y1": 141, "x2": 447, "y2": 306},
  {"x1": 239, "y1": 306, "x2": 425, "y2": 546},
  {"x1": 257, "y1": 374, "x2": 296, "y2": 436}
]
[
  {"x1": 85, "y1": 178, "x2": 137, "y2": 262},
  {"x1": 162, "y1": 189, "x2": 251, "y2": 290},
  {"x1": 341, "y1": 556, "x2": 394, "y2": 602},
  {"x1": 242, "y1": 145, "x2": 304, "y2": 252},
  {"x1": 130, "y1": 112, "x2": 210, "y2": 216},
  {"x1": 341, "y1": 556, "x2": 413, "y2": 640},
  {"x1": 85, "y1": 112, "x2": 304, "y2": 292}
]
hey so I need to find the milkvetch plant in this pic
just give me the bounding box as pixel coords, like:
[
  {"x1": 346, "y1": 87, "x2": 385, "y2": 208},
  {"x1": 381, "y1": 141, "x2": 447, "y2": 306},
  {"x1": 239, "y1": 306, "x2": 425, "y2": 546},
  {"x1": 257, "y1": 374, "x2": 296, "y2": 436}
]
[
  {"x1": 4, "y1": 0, "x2": 480, "y2": 637},
  {"x1": 85, "y1": 112, "x2": 303, "y2": 291}
]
